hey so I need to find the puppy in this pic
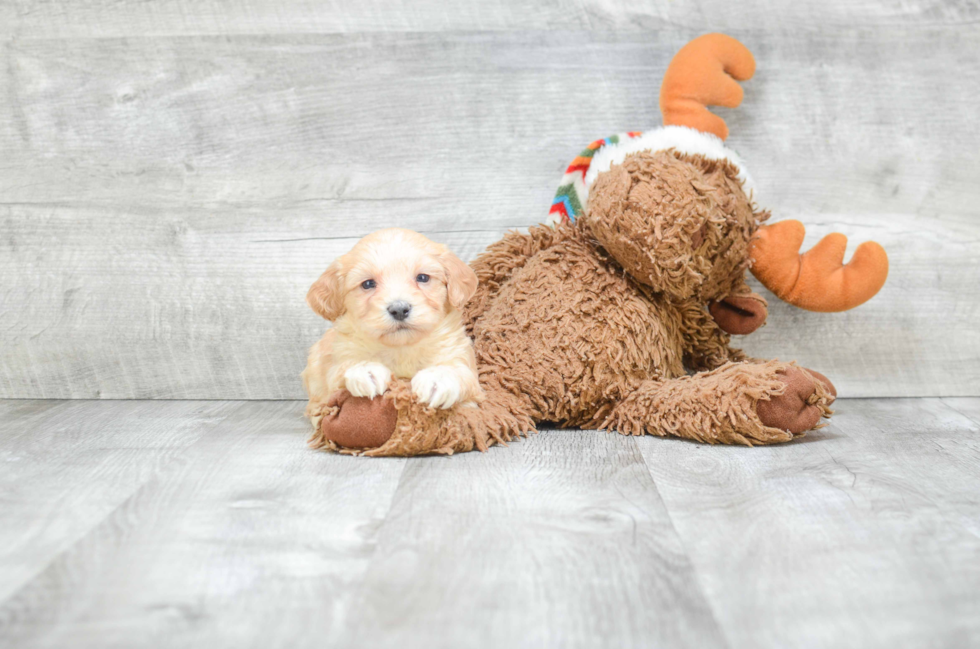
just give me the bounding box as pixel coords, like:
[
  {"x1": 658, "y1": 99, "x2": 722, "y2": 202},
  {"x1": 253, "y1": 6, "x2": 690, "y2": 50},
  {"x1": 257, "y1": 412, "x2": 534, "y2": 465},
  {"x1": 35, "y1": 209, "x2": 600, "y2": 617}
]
[{"x1": 301, "y1": 228, "x2": 483, "y2": 434}]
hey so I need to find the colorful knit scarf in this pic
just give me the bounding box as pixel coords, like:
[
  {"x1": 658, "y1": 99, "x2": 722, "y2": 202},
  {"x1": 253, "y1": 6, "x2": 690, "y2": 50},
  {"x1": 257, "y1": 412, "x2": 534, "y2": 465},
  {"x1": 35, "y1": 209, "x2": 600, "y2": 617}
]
[{"x1": 546, "y1": 132, "x2": 643, "y2": 226}]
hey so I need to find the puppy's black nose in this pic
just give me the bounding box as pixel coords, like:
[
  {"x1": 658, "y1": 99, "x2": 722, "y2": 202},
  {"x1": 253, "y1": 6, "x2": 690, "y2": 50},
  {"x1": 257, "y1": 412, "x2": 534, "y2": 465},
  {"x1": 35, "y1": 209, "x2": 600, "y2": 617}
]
[{"x1": 387, "y1": 301, "x2": 412, "y2": 322}]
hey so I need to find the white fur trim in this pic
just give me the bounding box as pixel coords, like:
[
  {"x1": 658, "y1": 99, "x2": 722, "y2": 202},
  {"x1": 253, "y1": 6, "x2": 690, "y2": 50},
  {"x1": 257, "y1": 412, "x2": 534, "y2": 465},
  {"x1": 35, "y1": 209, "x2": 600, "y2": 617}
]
[{"x1": 584, "y1": 125, "x2": 756, "y2": 200}]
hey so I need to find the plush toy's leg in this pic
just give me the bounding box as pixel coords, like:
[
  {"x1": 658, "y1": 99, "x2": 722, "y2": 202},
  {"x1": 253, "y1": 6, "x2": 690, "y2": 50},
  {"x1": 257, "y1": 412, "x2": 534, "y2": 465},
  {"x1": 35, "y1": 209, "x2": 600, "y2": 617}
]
[
  {"x1": 308, "y1": 389, "x2": 398, "y2": 451},
  {"x1": 464, "y1": 224, "x2": 571, "y2": 332},
  {"x1": 601, "y1": 361, "x2": 835, "y2": 445},
  {"x1": 315, "y1": 379, "x2": 535, "y2": 457}
]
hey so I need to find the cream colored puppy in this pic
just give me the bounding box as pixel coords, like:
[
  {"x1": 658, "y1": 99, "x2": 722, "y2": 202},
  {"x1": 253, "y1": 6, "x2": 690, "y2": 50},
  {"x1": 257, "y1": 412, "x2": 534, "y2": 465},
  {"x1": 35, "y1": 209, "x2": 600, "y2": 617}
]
[{"x1": 302, "y1": 228, "x2": 483, "y2": 431}]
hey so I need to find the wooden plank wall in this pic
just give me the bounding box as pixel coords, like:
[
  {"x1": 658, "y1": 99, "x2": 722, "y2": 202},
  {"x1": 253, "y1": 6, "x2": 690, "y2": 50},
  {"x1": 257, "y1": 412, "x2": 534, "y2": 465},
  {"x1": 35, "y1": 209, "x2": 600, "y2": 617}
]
[{"x1": 1, "y1": 1, "x2": 978, "y2": 399}]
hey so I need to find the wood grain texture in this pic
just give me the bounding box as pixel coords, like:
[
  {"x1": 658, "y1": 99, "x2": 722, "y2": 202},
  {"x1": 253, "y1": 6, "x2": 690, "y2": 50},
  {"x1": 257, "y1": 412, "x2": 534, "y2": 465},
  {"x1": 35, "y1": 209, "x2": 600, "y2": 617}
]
[
  {"x1": 943, "y1": 397, "x2": 980, "y2": 426},
  {"x1": 1, "y1": 0, "x2": 976, "y2": 38},
  {"x1": 0, "y1": 400, "x2": 408, "y2": 649},
  {"x1": 1, "y1": 398, "x2": 978, "y2": 647},
  {"x1": 0, "y1": 399, "x2": 233, "y2": 603},
  {"x1": 637, "y1": 398, "x2": 980, "y2": 649},
  {"x1": 338, "y1": 429, "x2": 725, "y2": 649},
  {"x1": 2, "y1": 23, "x2": 978, "y2": 398}
]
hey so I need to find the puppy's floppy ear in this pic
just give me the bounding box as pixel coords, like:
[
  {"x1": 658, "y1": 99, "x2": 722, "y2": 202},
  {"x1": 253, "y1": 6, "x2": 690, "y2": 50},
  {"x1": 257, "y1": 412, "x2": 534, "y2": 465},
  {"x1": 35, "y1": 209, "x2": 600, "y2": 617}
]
[
  {"x1": 440, "y1": 250, "x2": 478, "y2": 309},
  {"x1": 306, "y1": 261, "x2": 346, "y2": 321}
]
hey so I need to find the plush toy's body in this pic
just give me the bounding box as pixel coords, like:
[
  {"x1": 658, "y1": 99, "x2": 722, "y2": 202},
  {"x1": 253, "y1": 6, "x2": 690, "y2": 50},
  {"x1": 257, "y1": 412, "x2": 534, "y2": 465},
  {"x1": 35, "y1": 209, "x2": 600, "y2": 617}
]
[
  {"x1": 465, "y1": 218, "x2": 835, "y2": 445},
  {"x1": 309, "y1": 34, "x2": 887, "y2": 456}
]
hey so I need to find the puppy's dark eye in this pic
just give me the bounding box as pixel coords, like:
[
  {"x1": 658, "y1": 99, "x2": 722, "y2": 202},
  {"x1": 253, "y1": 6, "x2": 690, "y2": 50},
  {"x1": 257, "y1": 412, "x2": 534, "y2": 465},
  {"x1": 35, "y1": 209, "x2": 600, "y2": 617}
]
[
  {"x1": 361, "y1": 279, "x2": 376, "y2": 290},
  {"x1": 416, "y1": 273, "x2": 430, "y2": 283}
]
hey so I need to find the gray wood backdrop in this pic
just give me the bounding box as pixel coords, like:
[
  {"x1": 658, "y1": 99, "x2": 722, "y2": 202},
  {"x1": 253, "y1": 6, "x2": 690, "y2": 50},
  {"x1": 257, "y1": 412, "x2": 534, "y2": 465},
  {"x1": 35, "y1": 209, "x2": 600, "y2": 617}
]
[{"x1": 1, "y1": 0, "x2": 978, "y2": 400}]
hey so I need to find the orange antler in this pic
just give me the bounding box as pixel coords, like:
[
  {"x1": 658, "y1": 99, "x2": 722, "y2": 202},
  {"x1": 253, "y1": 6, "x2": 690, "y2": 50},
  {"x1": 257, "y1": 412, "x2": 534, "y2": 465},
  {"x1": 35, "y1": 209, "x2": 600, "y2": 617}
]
[
  {"x1": 750, "y1": 221, "x2": 889, "y2": 312},
  {"x1": 659, "y1": 33, "x2": 756, "y2": 141}
]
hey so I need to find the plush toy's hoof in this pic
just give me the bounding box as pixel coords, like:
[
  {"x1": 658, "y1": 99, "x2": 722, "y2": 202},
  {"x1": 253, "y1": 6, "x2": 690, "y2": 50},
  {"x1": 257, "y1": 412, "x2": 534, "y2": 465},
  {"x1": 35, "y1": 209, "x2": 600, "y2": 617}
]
[
  {"x1": 319, "y1": 389, "x2": 397, "y2": 449},
  {"x1": 757, "y1": 367, "x2": 836, "y2": 435},
  {"x1": 803, "y1": 368, "x2": 837, "y2": 399},
  {"x1": 709, "y1": 293, "x2": 768, "y2": 335}
]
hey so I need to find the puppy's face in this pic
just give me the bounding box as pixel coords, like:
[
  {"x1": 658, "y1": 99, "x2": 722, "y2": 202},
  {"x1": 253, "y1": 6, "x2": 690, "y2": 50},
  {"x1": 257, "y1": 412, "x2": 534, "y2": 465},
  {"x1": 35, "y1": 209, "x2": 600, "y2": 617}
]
[{"x1": 307, "y1": 229, "x2": 477, "y2": 346}]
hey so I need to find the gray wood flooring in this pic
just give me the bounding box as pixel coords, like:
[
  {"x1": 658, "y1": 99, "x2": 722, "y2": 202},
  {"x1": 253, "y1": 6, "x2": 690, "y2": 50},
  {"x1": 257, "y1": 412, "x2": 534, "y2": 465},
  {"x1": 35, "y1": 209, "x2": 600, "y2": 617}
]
[{"x1": 1, "y1": 398, "x2": 978, "y2": 648}]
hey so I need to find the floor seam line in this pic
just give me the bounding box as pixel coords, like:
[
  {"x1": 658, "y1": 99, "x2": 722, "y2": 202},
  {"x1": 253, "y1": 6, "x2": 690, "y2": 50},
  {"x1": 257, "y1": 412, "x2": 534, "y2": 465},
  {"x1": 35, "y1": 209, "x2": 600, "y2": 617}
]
[{"x1": 631, "y1": 436, "x2": 736, "y2": 649}]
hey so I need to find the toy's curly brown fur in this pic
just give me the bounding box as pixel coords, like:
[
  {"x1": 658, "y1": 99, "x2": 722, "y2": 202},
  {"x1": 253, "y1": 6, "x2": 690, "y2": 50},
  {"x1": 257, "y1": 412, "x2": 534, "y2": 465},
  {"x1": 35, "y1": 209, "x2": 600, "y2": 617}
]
[{"x1": 315, "y1": 149, "x2": 835, "y2": 456}]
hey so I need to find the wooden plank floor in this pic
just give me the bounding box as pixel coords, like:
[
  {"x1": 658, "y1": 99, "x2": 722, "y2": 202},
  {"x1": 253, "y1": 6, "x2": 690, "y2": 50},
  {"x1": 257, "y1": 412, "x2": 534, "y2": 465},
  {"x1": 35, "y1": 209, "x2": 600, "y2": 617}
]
[{"x1": 1, "y1": 398, "x2": 977, "y2": 648}]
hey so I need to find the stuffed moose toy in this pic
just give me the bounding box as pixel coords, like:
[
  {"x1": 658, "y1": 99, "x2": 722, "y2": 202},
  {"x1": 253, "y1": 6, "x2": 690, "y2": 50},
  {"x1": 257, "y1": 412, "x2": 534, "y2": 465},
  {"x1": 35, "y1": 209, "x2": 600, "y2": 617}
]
[{"x1": 306, "y1": 33, "x2": 889, "y2": 456}]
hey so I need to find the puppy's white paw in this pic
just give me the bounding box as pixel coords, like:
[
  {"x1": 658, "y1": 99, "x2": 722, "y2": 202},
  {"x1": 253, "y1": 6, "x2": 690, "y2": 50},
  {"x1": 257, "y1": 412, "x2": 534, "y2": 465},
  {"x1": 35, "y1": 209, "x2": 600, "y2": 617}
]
[
  {"x1": 344, "y1": 362, "x2": 392, "y2": 399},
  {"x1": 412, "y1": 366, "x2": 462, "y2": 409}
]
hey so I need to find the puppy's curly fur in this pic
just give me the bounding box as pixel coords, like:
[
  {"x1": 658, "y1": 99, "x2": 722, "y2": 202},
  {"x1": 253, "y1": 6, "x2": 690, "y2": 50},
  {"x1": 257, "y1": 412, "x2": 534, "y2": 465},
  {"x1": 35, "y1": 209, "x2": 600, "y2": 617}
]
[{"x1": 302, "y1": 228, "x2": 483, "y2": 440}]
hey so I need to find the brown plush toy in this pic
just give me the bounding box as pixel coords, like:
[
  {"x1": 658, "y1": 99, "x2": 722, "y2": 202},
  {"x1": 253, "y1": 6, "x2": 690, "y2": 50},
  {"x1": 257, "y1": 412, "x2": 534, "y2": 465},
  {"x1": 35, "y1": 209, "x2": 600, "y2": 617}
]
[{"x1": 309, "y1": 33, "x2": 888, "y2": 456}]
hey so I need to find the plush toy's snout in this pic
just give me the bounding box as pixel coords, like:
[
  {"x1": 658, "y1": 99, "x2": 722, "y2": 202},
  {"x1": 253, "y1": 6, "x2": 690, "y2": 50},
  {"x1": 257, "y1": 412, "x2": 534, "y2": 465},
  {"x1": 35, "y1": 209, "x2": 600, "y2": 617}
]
[{"x1": 709, "y1": 293, "x2": 768, "y2": 335}]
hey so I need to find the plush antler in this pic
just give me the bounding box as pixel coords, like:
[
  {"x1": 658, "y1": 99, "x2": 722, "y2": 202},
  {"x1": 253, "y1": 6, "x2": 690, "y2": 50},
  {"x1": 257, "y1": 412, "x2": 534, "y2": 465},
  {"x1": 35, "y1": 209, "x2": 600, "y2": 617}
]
[
  {"x1": 659, "y1": 33, "x2": 756, "y2": 141},
  {"x1": 750, "y1": 220, "x2": 889, "y2": 312},
  {"x1": 659, "y1": 34, "x2": 889, "y2": 310}
]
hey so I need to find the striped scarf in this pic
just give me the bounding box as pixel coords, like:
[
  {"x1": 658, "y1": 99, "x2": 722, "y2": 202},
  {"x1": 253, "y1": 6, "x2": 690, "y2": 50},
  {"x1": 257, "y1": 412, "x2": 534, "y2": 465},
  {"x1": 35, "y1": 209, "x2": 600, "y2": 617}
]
[{"x1": 546, "y1": 131, "x2": 643, "y2": 226}]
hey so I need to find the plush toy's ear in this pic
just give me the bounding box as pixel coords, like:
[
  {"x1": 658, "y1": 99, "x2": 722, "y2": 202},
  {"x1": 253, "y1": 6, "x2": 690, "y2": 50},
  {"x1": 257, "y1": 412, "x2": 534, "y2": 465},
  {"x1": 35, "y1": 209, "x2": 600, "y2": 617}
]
[
  {"x1": 440, "y1": 250, "x2": 477, "y2": 310},
  {"x1": 750, "y1": 220, "x2": 889, "y2": 312},
  {"x1": 306, "y1": 261, "x2": 346, "y2": 321},
  {"x1": 660, "y1": 33, "x2": 756, "y2": 141}
]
